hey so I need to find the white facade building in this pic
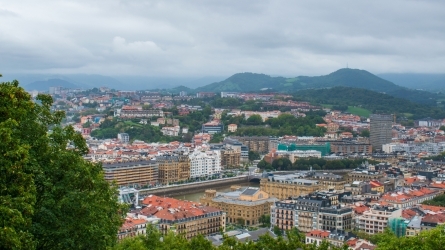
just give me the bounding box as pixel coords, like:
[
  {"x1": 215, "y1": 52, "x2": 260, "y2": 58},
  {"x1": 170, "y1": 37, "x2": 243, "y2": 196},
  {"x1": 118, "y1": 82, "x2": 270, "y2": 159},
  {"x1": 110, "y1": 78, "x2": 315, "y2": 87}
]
[
  {"x1": 189, "y1": 149, "x2": 222, "y2": 178},
  {"x1": 382, "y1": 142, "x2": 445, "y2": 155},
  {"x1": 357, "y1": 206, "x2": 401, "y2": 234}
]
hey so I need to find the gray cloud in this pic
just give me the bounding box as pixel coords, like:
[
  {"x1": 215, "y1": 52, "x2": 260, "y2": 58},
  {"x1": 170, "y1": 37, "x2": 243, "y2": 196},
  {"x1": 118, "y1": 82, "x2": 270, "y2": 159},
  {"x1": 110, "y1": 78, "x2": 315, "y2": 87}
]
[{"x1": 0, "y1": 0, "x2": 444, "y2": 77}]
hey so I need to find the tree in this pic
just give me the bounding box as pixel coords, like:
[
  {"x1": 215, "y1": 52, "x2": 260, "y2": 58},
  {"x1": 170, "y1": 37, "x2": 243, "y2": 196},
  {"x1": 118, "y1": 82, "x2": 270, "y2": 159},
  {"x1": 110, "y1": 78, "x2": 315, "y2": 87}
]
[
  {"x1": 142, "y1": 104, "x2": 151, "y2": 110},
  {"x1": 0, "y1": 80, "x2": 125, "y2": 250},
  {"x1": 248, "y1": 151, "x2": 260, "y2": 161},
  {"x1": 246, "y1": 114, "x2": 263, "y2": 125},
  {"x1": 360, "y1": 129, "x2": 370, "y2": 137}
]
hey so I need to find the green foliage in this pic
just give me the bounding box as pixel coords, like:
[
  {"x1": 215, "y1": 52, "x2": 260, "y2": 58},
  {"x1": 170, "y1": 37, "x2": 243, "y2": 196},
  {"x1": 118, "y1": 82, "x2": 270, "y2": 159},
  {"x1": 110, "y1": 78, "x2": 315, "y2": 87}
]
[
  {"x1": 210, "y1": 133, "x2": 224, "y2": 143},
  {"x1": 232, "y1": 113, "x2": 326, "y2": 137},
  {"x1": 0, "y1": 81, "x2": 124, "y2": 250},
  {"x1": 422, "y1": 193, "x2": 445, "y2": 206},
  {"x1": 246, "y1": 114, "x2": 263, "y2": 125},
  {"x1": 91, "y1": 117, "x2": 181, "y2": 142},
  {"x1": 211, "y1": 97, "x2": 243, "y2": 108},
  {"x1": 360, "y1": 129, "x2": 370, "y2": 137},
  {"x1": 294, "y1": 86, "x2": 445, "y2": 119},
  {"x1": 114, "y1": 224, "x2": 351, "y2": 250},
  {"x1": 195, "y1": 69, "x2": 439, "y2": 105},
  {"x1": 258, "y1": 158, "x2": 379, "y2": 171},
  {"x1": 370, "y1": 225, "x2": 445, "y2": 250},
  {"x1": 259, "y1": 215, "x2": 271, "y2": 227},
  {"x1": 248, "y1": 151, "x2": 261, "y2": 161}
]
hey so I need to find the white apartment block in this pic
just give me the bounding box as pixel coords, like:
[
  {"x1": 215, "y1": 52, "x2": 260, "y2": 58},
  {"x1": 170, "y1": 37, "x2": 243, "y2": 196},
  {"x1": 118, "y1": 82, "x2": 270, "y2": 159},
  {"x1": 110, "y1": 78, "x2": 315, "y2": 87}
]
[
  {"x1": 382, "y1": 142, "x2": 445, "y2": 155},
  {"x1": 189, "y1": 149, "x2": 222, "y2": 178},
  {"x1": 161, "y1": 126, "x2": 180, "y2": 136},
  {"x1": 357, "y1": 206, "x2": 401, "y2": 234}
]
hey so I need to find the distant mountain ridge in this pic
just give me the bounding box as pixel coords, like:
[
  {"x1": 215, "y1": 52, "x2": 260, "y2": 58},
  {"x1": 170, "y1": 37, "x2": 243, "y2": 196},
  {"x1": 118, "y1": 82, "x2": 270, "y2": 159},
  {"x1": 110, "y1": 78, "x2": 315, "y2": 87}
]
[
  {"x1": 25, "y1": 79, "x2": 80, "y2": 91},
  {"x1": 195, "y1": 68, "x2": 439, "y2": 105}
]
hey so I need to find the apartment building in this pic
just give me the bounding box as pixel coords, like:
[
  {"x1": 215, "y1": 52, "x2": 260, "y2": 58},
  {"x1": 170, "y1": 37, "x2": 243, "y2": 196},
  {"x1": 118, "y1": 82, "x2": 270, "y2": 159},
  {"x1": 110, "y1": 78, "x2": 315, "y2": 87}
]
[
  {"x1": 156, "y1": 154, "x2": 190, "y2": 184},
  {"x1": 115, "y1": 106, "x2": 164, "y2": 118},
  {"x1": 189, "y1": 149, "x2": 221, "y2": 178},
  {"x1": 346, "y1": 170, "x2": 384, "y2": 183},
  {"x1": 230, "y1": 136, "x2": 270, "y2": 153},
  {"x1": 310, "y1": 172, "x2": 346, "y2": 191},
  {"x1": 200, "y1": 187, "x2": 277, "y2": 226},
  {"x1": 271, "y1": 192, "x2": 352, "y2": 233},
  {"x1": 221, "y1": 148, "x2": 241, "y2": 168},
  {"x1": 103, "y1": 160, "x2": 158, "y2": 187},
  {"x1": 202, "y1": 120, "x2": 224, "y2": 134},
  {"x1": 380, "y1": 188, "x2": 441, "y2": 209},
  {"x1": 330, "y1": 141, "x2": 372, "y2": 155},
  {"x1": 357, "y1": 205, "x2": 401, "y2": 234},
  {"x1": 260, "y1": 174, "x2": 322, "y2": 200},
  {"x1": 141, "y1": 195, "x2": 225, "y2": 239},
  {"x1": 118, "y1": 218, "x2": 147, "y2": 240}
]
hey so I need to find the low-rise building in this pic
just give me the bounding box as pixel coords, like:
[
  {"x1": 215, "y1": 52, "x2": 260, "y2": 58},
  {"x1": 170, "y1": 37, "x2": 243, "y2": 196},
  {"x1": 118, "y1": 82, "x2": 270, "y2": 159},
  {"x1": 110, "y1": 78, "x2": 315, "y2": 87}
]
[
  {"x1": 228, "y1": 124, "x2": 238, "y2": 133},
  {"x1": 118, "y1": 218, "x2": 147, "y2": 240},
  {"x1": 260, "y1": 174, "x2": 322, "y2": 200},
  {"x1": 200, "y1": 187, "x2": 277, "y2": 226},
  {"x1": 202, "y1": 120, "x2": 224, "y2": 134},
  {"x1": 141, "y1": 195, "x2": 225, "y2": 239},
  {"x1": 380, "y1": 187, "x2": 441, "y2": 209}
]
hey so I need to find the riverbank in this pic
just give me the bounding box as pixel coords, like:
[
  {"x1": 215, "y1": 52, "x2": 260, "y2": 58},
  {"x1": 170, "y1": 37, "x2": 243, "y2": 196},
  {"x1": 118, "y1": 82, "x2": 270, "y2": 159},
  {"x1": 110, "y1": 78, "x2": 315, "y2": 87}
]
[{"x1": 139, "y1": 176, "x2": 255, "y2": 197}]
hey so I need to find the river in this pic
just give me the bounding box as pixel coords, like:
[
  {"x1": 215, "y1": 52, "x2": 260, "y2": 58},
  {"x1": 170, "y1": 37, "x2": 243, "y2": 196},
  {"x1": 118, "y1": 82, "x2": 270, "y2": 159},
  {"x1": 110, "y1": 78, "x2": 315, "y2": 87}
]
[{"x1": 172, "y1": 182, "x2": 260, "y2": 202}]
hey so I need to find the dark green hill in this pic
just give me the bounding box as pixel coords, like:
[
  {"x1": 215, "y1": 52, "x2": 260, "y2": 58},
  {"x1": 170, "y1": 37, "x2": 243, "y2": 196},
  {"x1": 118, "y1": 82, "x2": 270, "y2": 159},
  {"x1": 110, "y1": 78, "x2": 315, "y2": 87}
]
[
  {"x1": 293, "y1": 86, "x2": 445, "y2": 119},
  {"x1": 25, "y1": 78, "x2": 79, "y2": 91},
  {"x1": 195, "y1": 69, "x2": 439, "y2": 105}
]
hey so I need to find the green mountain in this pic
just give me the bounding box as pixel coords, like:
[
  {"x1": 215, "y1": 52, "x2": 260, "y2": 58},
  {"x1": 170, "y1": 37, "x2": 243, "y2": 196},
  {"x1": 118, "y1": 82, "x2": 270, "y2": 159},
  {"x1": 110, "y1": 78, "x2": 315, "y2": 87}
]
[
  {"x1": 293, "y1": 86, "x2": 445, "y2": 119},
  {"x1": 25, "y1": 79, "x2": 80, "y2": 91},
  {"x1": 195, "y1": 68, "x2": 439, "y2": 105}
]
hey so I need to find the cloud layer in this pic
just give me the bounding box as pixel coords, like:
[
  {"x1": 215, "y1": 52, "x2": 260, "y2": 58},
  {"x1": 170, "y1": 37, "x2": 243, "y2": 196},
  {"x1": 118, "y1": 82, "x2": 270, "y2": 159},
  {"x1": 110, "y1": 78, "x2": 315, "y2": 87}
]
[{"x1": 0, "y1": 0, "x2": 444, "y2": 77}]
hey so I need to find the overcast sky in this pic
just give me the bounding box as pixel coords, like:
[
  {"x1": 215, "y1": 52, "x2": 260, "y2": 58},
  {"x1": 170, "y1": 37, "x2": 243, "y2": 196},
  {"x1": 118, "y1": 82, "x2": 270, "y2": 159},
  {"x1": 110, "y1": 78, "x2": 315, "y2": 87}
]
[{"x1": 1, "y1": 0, "x2": 444, "y2": 77}]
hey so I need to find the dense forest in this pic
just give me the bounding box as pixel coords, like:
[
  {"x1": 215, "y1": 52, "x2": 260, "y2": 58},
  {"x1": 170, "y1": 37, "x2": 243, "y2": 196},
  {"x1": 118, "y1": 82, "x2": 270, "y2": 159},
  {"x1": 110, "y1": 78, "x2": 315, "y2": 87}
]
[{"x1": 293, "y1": 86, "x2": 445, "y2": 119}]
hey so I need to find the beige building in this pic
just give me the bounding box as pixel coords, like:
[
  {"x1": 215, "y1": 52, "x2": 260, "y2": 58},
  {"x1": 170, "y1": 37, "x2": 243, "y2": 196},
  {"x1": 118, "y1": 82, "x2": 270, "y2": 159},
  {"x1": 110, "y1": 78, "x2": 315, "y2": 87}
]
[
  {"x1": 231, "y1": 136, "x2": 270, "y2": 153},
  {"x1": 357, "y1": 205, "x2": 401, "y2": 234},
  {"x1": 140, "y1": 195, "x2": 225, "y2": 239},
  {"x1": 103, "y1": 160, "x2": 158, "y2": 187},
  {"x1": 200, "y1": 186, "x2": 277, "y2": 226},
  {"x1": 260, "y1": 174, "x2": 322, "y2": 200},
  {"x1": 347, "y1": 170, "x2": 384, "y2": 183},
  {"x1": 156, "y1": 155, "x2": 190, "y2": 184},
  {"x1": 221, "y1": 148, "x2": 241, "y2": 168},
  {"x1": 228, "y1": 124, "x2": 238, "y2": 133},
  {"x1": 310, "y1": 172, "x2": 346, "y2": 190}
]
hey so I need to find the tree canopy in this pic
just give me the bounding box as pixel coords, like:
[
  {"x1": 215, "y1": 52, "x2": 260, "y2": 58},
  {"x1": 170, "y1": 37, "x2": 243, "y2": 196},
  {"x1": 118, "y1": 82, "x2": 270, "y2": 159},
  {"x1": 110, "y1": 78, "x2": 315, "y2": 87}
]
[{"x1": 0, "y1": 80, "x2": 124, "y2": 249}]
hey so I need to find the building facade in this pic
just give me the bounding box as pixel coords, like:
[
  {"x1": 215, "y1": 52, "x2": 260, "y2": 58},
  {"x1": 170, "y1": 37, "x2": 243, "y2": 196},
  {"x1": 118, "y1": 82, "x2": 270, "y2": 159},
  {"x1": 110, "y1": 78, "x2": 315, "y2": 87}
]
[
  {"x1": 200, "y1": 187, "x2": 277, "y2": 226},
  {"x1": 370, "y1": 114, "x2": 393, "y2": 151},
  {"x1": 189, "y1": 149, "x2": 221, "y2": 178},
  {"x1": 357, "y1": 205, "x2": 401, "y2": 234},
  {"x1": 260, "y1": 174, "x2": 322, "y2": 200},
  {"x1": 221, "y1": 148, "x2": 241, "y2": 168},
  {"x1": 156, "y1": 155, "x2": 190, "y2": 184},
  {"x1": 103, "y1": 160, "x2": 158, "y2": 187}
]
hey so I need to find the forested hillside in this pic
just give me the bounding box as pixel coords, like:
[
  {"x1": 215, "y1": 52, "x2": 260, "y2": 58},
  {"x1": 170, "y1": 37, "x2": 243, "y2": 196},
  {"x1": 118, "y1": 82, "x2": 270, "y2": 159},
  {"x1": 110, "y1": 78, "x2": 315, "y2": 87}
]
[
  {"x1": 195, "y1": 68, "x2": 439, "y2": 105},
  {"x1": 293, "y1": 86, "x2": 445, "y2": 119}
]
